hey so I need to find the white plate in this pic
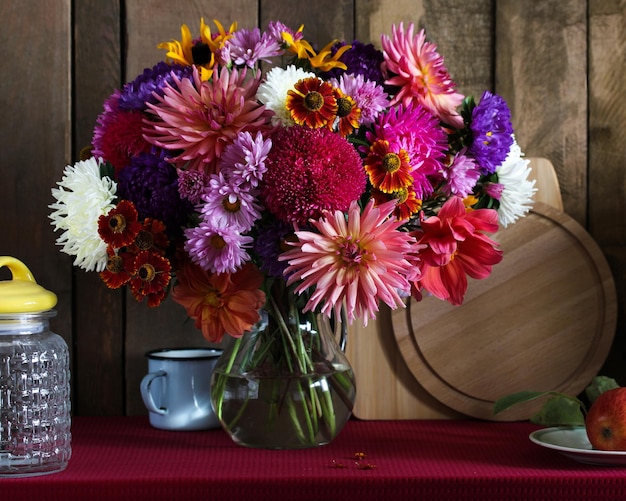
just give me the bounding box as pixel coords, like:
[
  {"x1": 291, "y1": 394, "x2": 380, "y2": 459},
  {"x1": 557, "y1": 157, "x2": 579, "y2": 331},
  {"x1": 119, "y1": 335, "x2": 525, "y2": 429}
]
[{"x1": 529, "y1": 426, "x2": 626, "y2": 466}]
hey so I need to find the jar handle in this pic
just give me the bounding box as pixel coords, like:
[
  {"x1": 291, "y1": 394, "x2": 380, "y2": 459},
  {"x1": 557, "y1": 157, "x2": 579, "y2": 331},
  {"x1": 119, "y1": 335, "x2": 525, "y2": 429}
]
[
  {"x1": 0, "y1": 256, "x2": 36, "y2": 283},
  {"x1": 140, "y1": 370, "x2": 168, "y2": 415}
]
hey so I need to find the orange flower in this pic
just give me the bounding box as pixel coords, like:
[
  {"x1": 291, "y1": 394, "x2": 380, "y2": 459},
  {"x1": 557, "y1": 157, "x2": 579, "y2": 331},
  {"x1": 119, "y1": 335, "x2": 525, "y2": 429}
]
[
  {"x1": 286, "y1": 77, "x2": 337, "y2": 129},
  {"x1": 364, "y1": 139, "x2": 414, "y2": 194},
  {"x1": 171, "y1": 261, "x2": 266, "y2": 343}
]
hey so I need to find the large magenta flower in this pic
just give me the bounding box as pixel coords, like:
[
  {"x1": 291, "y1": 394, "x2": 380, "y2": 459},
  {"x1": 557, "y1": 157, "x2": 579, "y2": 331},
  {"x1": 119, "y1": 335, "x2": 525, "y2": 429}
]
[
  {"x1": 411, "y1": 196, "x2": 503, "y2": 305},
  {"x1": 262, "y1": 126, "x2": 366, "y2": 225},
  {"x1": 280, "y1": 200, "x2": 415, "y2": 324},
  {"x1": 144, "y1": 65, "x2": 272, "y2": 174}
]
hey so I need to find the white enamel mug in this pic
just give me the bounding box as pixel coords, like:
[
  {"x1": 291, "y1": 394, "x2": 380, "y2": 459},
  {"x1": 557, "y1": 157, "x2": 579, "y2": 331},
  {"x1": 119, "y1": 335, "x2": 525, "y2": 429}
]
[{"x1": 140, "y1": 348, "x2": 223, "y2": 431}]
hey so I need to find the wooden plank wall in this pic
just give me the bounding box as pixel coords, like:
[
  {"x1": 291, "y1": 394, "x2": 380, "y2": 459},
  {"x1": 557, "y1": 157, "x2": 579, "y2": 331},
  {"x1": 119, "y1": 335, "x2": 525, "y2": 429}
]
[{"x1": 2, "y1": 0, "x2": 624, "y2": 416}]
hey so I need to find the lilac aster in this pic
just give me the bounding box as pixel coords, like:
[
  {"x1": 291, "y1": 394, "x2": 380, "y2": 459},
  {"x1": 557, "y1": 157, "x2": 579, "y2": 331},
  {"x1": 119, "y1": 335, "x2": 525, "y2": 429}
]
[
  {"x1": 442, "y1": 149, "x2": 481, "y2": 198},
  {"x1": 118, "y1": 62, "x2": 193, "y2": 111},
  {"x1": 184, "y1": 221, "x2": 253, "y2": 274},
  {"x1": 116, "y1": 149, "x2": 192, "y2": 237},
  {"x1": 200, "y1": 172, "x2": 263, "y2": 231},
  {"x1": 330, "y1": 73, "x2": 389, "y2": 126},
  {"x1": 227, "y1": 27, "x2": 283, "y2": 67},
  {"x1": 253, "y1": 219, "x2": 293, "y2": 278},
  {"x1": 469, "y1": 91, "x2": 514, "y2": 174},
  {"x1": 219, "y1": 131, "x2": 272, "y2": 188}
]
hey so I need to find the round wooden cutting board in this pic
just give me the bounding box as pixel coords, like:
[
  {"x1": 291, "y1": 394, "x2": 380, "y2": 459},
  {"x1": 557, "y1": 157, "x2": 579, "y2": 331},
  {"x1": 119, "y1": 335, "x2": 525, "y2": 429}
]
[{"x1": 392, "y1": 201, "x2": 617, "y2": 421}]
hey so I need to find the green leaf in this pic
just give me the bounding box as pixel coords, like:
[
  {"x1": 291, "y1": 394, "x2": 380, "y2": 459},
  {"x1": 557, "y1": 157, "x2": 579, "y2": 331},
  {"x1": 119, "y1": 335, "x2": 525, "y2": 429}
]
[
  {"x1": 493, "y1": 390, "x2": 553, "y2": 415},
  {"x1": 585, "y1": 376, "x2": 620, "y2": 404},
  {"x1": 530, "y1": 395, "x2": 585, "y2": 426}
]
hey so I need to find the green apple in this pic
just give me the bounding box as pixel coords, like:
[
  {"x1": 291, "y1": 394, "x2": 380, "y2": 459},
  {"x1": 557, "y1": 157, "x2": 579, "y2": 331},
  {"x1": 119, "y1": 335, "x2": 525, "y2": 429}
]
[{"x1": 585, "y1": 387, "x2": 626, "y2": 451}]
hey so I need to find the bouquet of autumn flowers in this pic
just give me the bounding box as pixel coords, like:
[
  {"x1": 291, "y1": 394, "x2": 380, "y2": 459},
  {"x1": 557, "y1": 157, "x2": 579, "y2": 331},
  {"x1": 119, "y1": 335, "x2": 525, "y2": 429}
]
[{"x1": 50, "y1": 19, "x2": 535, "y2": 344}]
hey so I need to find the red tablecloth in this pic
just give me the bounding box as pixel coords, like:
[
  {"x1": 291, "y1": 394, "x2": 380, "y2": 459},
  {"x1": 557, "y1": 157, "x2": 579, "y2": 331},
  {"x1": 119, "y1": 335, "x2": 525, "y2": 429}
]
[{"x1": 1, "y1": 416, "x2": 625, "y2": 500}]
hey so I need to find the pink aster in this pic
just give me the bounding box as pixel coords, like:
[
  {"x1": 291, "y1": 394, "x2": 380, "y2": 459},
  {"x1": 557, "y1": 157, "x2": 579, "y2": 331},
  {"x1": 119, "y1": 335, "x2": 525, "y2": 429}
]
[
  {"x1": 280, "y1": 199, "x2": 415, "y2": 325},
  {"x1": 219, "y1": 131, "x2": 272, "y2": 188},
  {"x1": 381, "y1": 23, "x2": 464, "y2": 128},
  {"x1": 262, "y1": 125, "x2": 366, "y2": 225},
  {"x1": 143, "y1": 65, "x2": 272, "y2": 174},
  {"x1": 366, "y1": 103, "x2": 447, "y2": 199},
  {"x1": 410, "y1": 196, "x2": 503, "y2": 306}
]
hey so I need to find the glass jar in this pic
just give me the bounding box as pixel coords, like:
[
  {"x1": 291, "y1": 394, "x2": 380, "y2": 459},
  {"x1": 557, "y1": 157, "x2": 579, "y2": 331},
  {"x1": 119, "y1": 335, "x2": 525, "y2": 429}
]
[{"x1": 0, "y1": 257, "x2": 71, "y2": 477}]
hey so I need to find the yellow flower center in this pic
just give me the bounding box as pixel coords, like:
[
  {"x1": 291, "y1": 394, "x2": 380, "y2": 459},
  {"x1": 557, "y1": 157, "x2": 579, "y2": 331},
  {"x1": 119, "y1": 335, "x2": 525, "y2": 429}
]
[
  {"x1": 106, "y1": 255, "x2": 124, "y2": 273},
  {"x1": 222, "y1": 196, "x2": 241, "y2": 213},
  {"x1": 109, "y1": 214, "x2": 127, "y2": 233},
  {"x1": 210, "y1": 235, "x2": 226, "y2": 250},
  {"x1": 137, "y1": 263, "x2": 156, "y2": 282},
  {"x1": 134, "y1": 230, "x2": 154, "y2": 251},
  {"x1": 336, "y1": 97, "x2": 353, "y2": 118},
  {"x1": 382, "y1": 153, "x2": 401, "y2": 173},
  {"x1": 304, "y1": 91, "x2": 324, "y2": 112},
  {"x1": 393, "y1": 187, "x2": 409, "y2": 204},
  {"x1": 204, "y1": 290, "x2": 224, "y2": 308}
]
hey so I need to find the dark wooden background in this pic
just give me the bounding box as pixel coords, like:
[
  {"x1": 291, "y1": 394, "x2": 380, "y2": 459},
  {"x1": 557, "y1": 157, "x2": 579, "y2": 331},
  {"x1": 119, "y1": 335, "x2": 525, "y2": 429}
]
[{"x1": 1, "y1": 0, "x2": 624, "y2": 416}]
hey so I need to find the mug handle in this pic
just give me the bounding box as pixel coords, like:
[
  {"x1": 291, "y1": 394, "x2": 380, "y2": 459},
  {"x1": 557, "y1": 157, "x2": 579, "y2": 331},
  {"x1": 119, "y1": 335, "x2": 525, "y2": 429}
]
[{"x1": 140, "y1": 370, "x2": 167, "y2": 415}]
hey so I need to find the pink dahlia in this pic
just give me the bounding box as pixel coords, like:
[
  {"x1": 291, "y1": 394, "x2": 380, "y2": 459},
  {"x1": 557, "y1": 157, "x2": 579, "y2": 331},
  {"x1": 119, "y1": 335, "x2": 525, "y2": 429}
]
[
  {"x1": 280, "y1": 200, "x2": 415, "y2": 325},
  {"x1": 144, "y1": 66, "x2": 272, "y2": 174},
  {"x1": 411, "y1": 196, "x2": 503, "y2": 305},
  {"x1": 261, "y1": 126, "x2": 366, "y2": 225},
  {"x1": 381, "y1": 23, "x2": 464, "y2": 128}
]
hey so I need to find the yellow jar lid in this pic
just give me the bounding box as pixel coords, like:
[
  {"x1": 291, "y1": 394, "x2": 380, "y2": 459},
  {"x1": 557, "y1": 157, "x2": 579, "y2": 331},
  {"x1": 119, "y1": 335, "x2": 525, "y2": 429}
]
[{"x1": 0, "y1": 256, "x2": 57, "y2": 313}]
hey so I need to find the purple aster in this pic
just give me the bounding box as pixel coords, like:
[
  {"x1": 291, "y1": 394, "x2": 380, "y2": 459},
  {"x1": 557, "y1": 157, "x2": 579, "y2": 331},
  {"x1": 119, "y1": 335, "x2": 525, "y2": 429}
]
[
  {"x1": 469, "y1": 91, "x2": 514, "y2": 174},
  {"x1": 320, "y1": 40, "x2": 385, "y2": 85},
  {"x1": 227, "y1": 27, "x2": 283, "y2": 68},
  {"x1": 178, "y1": 168, "x2": 210, "y2": 205},
  {"x1": 219, "y1": 131, "x2": 272, "y2": 188},
  {"x1": 441, "y1": 149, "x2": 481, "y2": 198},
  {"x1": 118, "y1": 62, "x2": 193, "y2": 111},
  {"x1": 200, "y1": 172, "x2": 263, "y2": 231},
  {"x1": 252, "y1": 218, "x2": 293, "y2": 278},
  {"x1": 116, "y1": 149, "x2": 192, "y2": 237},
  {"x1": 184, "y1": 221, "x2": 253, "y2": 274},
  {"x1": 330, "y1": 73, "x2": 390, "y2": 126}
]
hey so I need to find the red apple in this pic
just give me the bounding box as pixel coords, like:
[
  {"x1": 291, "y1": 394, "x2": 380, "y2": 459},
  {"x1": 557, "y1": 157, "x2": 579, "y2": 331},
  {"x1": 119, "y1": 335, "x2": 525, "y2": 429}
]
[{"x1": 585, "y1": 387, "x2": 626, "y2": 451}]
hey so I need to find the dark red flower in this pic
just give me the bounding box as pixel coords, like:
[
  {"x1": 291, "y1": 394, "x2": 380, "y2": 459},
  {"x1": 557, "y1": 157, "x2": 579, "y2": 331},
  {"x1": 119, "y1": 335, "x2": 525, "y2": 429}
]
[{"x1": 98, "y1": 200, "x2": 143, "y2": 248}]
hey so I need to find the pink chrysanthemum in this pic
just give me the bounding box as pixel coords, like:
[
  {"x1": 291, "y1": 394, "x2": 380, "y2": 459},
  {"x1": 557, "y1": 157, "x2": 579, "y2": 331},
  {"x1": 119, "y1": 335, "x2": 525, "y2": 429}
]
[
  {"x1": 92, "y1": 90, "x2": 152, "y2": 173},
  {"x1": 381, "y1": 23, "x2": 464, "y2": 128},
  {"x1": 261, "y1": 126, "x2": 366, "y2": 225},
  {"x1": 144, "y1": 65, "x2": 272, "y2": 174},
  {"x1": 442, "y1": 149, "x2": 481, "y2": 198},
  {"x1": 280, "y1": 199, "x2": 415, "y2": 325},
  {"x1": 410, "y1": 196, "x2": 503, "y2": 305},
  {"x1": 219, "y1": 131, "x2": 272, "y2": 188}
]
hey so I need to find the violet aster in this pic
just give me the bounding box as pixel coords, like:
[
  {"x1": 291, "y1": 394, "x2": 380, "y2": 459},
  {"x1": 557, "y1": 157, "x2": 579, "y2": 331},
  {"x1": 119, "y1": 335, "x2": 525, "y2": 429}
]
[{"x1": 469, "y1": 90, "x2": 514, "y2": 175}]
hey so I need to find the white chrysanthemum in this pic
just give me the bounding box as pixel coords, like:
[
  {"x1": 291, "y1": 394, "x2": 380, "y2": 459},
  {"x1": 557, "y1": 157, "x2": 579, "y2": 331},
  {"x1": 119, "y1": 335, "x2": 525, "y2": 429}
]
[
  {"x1": 496, "y1": 138, "x2": 537, "y2": 227},
  {"x1": 256, "y1": 65, "x2": 315, "y2": 126},
  {"x1": 49, "y1": 157, "x2": 117, "y2": 272}
]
